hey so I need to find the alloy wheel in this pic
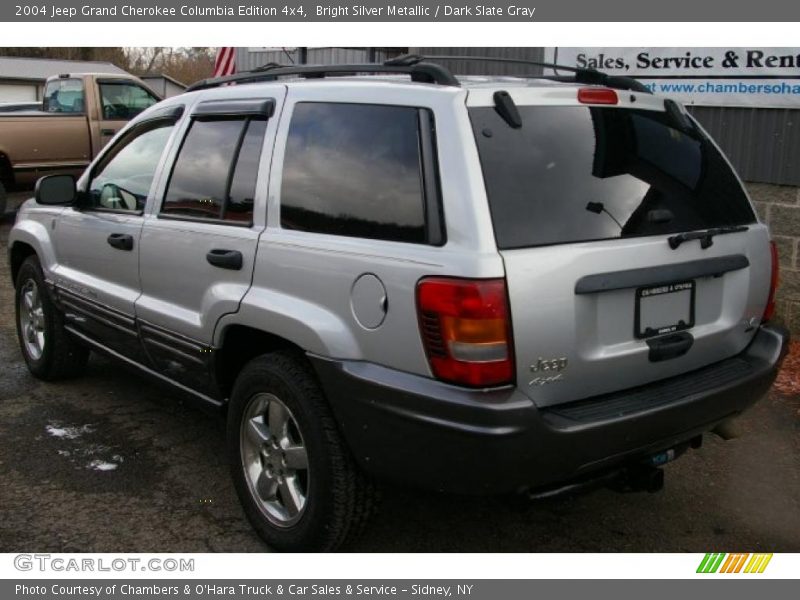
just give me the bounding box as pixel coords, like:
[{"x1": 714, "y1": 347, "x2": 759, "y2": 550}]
[
  {"x1": 240, "y1": 392, "x2": 310, "y2": 527},
  {"x1": 19, "y1": 279, "x2": 45, "y2": 360}
]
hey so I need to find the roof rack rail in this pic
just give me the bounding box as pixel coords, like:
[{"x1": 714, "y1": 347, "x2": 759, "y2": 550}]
[
  {"x1": 186, "y1": 59, "x2": 460, "y2": 92},
  {"x1": 397, "y1": 54, "x2": 653, "y2": 94},
  {"x1": 186, "y1": 54, "x2": 651, "y2": 95}
]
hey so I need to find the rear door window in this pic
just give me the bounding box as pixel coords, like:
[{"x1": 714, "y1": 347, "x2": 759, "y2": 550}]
[
  {"x1": 469, "y1": 105, "x2": 755, "y2": 249},
  {"x1": 161, "y1": 117, "x2": 267, "y2": 224}
]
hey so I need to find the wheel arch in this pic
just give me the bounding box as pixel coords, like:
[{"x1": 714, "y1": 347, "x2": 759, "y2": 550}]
[
  {"x1": 213, "y1": 324, "x2": 310, "y2": 401},
  {"x1": 212, "y1": 289, "x2": 362, "y2": 398},
  {"x1": 9, "y1": 240, "x2": 37, "y2": 287},
  {"x1": 8, "y1": 220, "x2": 58, "y2": 287}
]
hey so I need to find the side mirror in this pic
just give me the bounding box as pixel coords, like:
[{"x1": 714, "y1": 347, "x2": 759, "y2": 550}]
[{"x1": 35, "y1": 174, "x2": 77, "y2": 205}]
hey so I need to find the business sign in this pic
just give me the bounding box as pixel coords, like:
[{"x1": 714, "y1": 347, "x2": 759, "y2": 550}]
[{"x1": 544, "y1": 48, "x2": 800, "y2": 108}]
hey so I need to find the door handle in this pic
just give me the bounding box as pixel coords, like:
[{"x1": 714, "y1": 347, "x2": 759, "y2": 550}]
[
  {"x1": 206, "y1": 249, "x2": 243, "y2": 270},
  {"x1": 101, "y1": 128, "x2": 116, "y2": 136},
  {"x1": 107, "y1": 233, "x2": 134, "y2": 251},
  {"x1": 646, "y1": 331, "x2": 694, "y2": 362}
]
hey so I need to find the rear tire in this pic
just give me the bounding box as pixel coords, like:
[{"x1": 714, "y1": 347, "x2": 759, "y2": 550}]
[
  {"x1": 227, "y1": 351, "x2": 379, "y2": 551},
  {"x1": 14, "y1": 256, "x2": 89, "y2": 380}
]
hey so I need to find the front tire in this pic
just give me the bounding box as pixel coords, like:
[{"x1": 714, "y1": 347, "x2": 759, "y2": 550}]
[
  {"x1": 15, "y1": 256, "x2": 89, "y2": 380},
  {"x1": 227, "y1": 351, "x2": 378, "y2": 551}
]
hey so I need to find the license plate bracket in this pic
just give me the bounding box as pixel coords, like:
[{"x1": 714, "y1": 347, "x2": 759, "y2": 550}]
[{"x1": 635, "y1": 280, "x2": 695, "y2": 339}]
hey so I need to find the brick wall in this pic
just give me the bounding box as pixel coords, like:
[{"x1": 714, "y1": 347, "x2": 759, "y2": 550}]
[{"x1": 748, "y1": 182, "x2": 800, "y2": 333}]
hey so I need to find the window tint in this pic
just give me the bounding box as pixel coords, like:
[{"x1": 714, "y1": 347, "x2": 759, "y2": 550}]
[
  {"x1": 226, "y1": 119, "x2": 267, "y2": 222},
  {"x1": 280, "y1": 102, "x2": 427, "y2": 243},
  {"x1": 162, "y1": 118, "x2": 265, "y2": 223},
  {"x1": 87, "y1": 121, "x2": 175, "y2": 212},
  {"x1": 469, "y1": 105, "x2": 756, "y2": 249},
  {"x1": 43, "y1": 78, "x2": 85, "y2": 113},
  {"x1": 99, "y1": 82, "x2": 159, "y2": 121}
]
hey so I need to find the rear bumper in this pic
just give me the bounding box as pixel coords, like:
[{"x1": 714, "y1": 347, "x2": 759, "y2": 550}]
[{"x1": 310, "y1": 324, "x2": 789, "y2": 495}]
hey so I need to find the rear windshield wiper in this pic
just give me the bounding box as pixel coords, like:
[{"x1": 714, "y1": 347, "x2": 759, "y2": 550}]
[{"x1": 668, "y1": 225, "x2": 749, "y2": 250}]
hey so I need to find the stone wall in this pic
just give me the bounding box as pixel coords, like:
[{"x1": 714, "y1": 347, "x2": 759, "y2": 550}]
[{"x1": 748, "y1": 182, "x2": 800, "y2": 333}]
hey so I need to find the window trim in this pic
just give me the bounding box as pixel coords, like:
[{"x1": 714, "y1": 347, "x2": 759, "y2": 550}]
[
  {"x1": 418, "y1": 108, "x2": 446, "y2": 247},
  {"x1": 158, "y1": 113, "x2": 268, "y2": 227},
  {"x1": 157, "y1": 213, "x2": 253, "y2": 228},
  {"x1": 278, "y1": 101, "x2": 446, "y2": 246},
  {"x1": 81, "y1": 115, "x2": 180, "y2": 216},
  {"x1": 192, "y1": 98, "x2": 275, "y2": 119}
]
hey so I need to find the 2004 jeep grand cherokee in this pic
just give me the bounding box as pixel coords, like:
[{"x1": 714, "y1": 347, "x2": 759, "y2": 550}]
[{"x1": 8, "y1": 57, "x2": 789, "y2": 551}]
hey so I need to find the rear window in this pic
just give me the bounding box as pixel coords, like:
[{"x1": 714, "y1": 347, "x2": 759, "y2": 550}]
[{"x1": 469, "y1": 105, "x2": 756, "y2": 249}]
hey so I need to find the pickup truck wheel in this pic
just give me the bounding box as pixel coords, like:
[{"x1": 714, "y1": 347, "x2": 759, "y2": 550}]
[
  {"x1": 0, "y1": 180, "x2": 7, "y2": 219},
  {"x1": 228, "y1": 351, "x2": 379, "y2": 551},
  {"x1": 15, "y1": 256, "x2": 89, "y2": 380}
]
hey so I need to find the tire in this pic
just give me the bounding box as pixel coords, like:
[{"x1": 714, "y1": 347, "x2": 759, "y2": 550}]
[
  {"x1": 0, "y1": 180, "x2": 7, "y2": 219},
  {"x1": 227, "y1": 351, "x2": 379, "y2": 551},
  {"x1": 15, "y1": 256, "x2": 89, "y2": 380}
]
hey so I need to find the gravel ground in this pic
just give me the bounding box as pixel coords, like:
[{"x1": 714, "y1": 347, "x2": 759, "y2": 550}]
[{"x1": 0, "y1": 192, "x2": 798, "y2": 552}]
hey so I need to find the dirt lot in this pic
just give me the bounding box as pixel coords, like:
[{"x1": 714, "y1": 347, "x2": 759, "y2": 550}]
[{"x1": 1, "y1": 193, "x2": 798, "y2": 552}]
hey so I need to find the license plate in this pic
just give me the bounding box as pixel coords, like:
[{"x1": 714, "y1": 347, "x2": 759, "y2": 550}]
[{"x1": 635, "y1": 281, "x2": 695, "y2": 339}]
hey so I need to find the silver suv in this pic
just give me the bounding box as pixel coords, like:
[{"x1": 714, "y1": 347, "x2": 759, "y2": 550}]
[{"x1": 8, "y1": 57, "x2": 789, "y2": 551}]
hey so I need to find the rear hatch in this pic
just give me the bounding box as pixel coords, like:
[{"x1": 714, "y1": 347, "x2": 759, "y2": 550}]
[{"x1": 467, "y1": 86, "x2": 772, "y2": 407}]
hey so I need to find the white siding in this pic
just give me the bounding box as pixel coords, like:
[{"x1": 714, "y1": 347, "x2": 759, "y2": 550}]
[{"x1": 0, "y1": 83, "x2": 37, "y2": 102}]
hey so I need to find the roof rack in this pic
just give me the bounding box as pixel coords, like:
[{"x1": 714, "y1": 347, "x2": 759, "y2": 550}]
[
  {"x1": 186, "y1": 60, "x2": 460, "y2": 92},
  {"x1": 186, "y1": 53, "x2": 651, "y2": 95},
  {"x1": 409, "y1": 54, "x2": 652, "y2": 94}
]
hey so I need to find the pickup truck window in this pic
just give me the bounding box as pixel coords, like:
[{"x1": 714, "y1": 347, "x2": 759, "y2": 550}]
[
  {"x1": 280, "y1": 102, "x2": 427, "y2": 244},
  {"x1": 161, "y1": 117, "x2": 266, "y2": 224},
  {"x1": 87, "y1": 121, "x2": 176, "y2": 213},
  {"x1": 98, "y1": 81, "x2": 159, "y2": 121},
  {"x1": 43, "y1": 78, "x2": 85, "y2": 114}
]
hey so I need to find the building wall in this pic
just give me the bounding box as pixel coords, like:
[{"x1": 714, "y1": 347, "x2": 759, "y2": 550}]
[
  {"x1": 0, "y1": 81, "x2": 39, "y2": 102},
  {"x1": 411, "y1": 47, "x2": 546, "y2": 76},
  {"x1": 748, "y1": 183, "x2": 800, "y2": 330},
  {"x1": 141, "y1": 77, "x2": 186, "y2": 99},
  {"x1": 237, "y1": 47, "x2": 396, "y2": 72}
]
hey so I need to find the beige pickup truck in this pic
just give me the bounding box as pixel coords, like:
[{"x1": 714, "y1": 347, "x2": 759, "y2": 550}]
[{"x1": 0, "y1": 72, "x2": 162, "y2": 215}]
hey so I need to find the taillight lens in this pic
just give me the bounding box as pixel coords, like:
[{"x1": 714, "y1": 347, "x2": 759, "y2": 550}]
[
  {"x1": 577, "y1": 87, "x2": 618, "y2": 105},
  {"x1": 763, "y1": 240, "x2": 780, "y2": 322},
  {"x1": 417, "y1": 277, "x2": 514, "y2": 387}
]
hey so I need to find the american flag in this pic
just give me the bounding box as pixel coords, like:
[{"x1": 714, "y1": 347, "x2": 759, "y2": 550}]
[{"x1": 213, "y1": 47, "x2": 236, "y2": 78}]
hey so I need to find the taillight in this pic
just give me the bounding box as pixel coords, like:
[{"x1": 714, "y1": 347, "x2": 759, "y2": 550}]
[
  {"x1": 577, "y1": 87, "x2": 618, "y2": 105},
  {"x1": 763, "y1": 240, "x2": 780, "y2": 322},
  {"x1": 416, "y1": 277, "x2": 514, "y2": 387}
]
